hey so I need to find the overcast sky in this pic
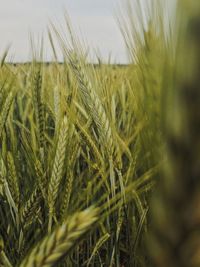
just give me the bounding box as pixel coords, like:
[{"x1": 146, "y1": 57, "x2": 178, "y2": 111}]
[{"x1": 0, "y1": 0, "x2": 128, "y2": 63}]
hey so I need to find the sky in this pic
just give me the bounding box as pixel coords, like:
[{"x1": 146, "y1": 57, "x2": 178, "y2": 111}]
[{"x1": 0, "y1": 0, "x2": 128, "y2": 63}]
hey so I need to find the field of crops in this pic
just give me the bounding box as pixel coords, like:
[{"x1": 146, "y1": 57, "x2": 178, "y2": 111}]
[{"x1": 0, "y1": 1, "x2": 200, "y2": 266}]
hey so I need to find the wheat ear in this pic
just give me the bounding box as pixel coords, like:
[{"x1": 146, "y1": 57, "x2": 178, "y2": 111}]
[
  {"x1": 48, "y1": 116, "x2": 68, "y2": 231},
  {"x1": 20, "y1": 207, "x2": 99, "y2": 267},
  {"x1": 20, "y1": 187, "x2": 42, "y2": 229},
  {"x1": 69, "y1": 56, "x2": 114, "y2": 158},
  {"x1": 0, "y1": 92, "x2": 14, "y2": 139},
  {"x1": 32, "y1": 69, "x2": 45, "y2": 159},
  {"x1": 6, "y1": 152, "x2": 20, "y2": 208}
]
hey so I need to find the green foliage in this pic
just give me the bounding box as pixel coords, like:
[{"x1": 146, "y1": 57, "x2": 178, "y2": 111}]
[{"x1": 0, "y1": 54, "x2": 158, "y2": 266}]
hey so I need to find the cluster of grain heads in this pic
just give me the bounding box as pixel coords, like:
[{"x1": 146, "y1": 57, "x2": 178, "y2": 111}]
[
  {"x1": 149, "y1": 1, "x2": 200, "y2": 266},
  {"x1": 68, "y1": 55, "x2": 122, "y2": 196},
  {"x1": 0, "y1": 1, "x2": 170, "y2": 266},
  {"x1": 66, "y1": 53, "x2": 128, "y2": 266},
  {"x1": 20, "y1": 207, "x2": 99, "y2": 267}
]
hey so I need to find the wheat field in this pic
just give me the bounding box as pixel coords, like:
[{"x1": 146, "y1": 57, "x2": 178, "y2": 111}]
[{"x1": 0, "y1": 0, "x2": 200, "y2": 266}]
